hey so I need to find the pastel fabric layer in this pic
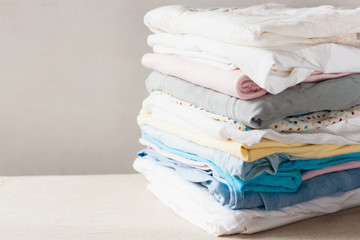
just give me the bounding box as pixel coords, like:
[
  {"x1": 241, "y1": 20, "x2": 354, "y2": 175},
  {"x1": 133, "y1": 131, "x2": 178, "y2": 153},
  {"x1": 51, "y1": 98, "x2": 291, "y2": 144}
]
[
  {"x1": 145, "y1": 71, "x2": 360, "y2": 128},
  {"x1": 141, "y1": 136, "x2": 360, "y2": 183},
  {"x1": 142, "y1": 53, "x2": 353, "y2": 100},
  {"x1": 268, "y1": 105, "x2": 360, "y2": 132},
  {"x1": 136, "y1": 152, "x2": 360, "y2": 211},
  {"x1": 138, "y1": 113, "x2": 360, "y2": 162},
  {"x1": 143, "y1": 92, "x2": 360, "y2": 146},
  {"x1": 141, "y1": 125, "x2": 360, "y2": 181},
  {"x1": 141, "y1": 127, "x2": 285, "y2": 181},
  {"x1": 148, "y1": 34, "x2": 360, "y2": 94},
  {"x1": 141, "y1": 126, "x2": 360, "y2": 192},
  {"x1": 142, "y1": 53, "x2": 266, "y2": 100},
  {"x1": 134, "y1": 157, "x2": 360, "y2": 236},
  {"x1": 302, "y1": 161, "x2": 360, "y2": 181},
  {"x1": 139, "y1": 138, "x2": 216, "y2": 174},
  {"x1": 145, "y1": 4, "x2": 360, "y2": 47}
]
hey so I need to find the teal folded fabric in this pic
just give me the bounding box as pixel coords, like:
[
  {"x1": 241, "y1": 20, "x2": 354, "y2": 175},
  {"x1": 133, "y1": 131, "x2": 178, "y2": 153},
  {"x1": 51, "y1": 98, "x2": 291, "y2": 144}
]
[
  {"x1": 141, "y1": 125, "x2": 360, "y2": 193},
  {"x1": 145, "y1": 71, "x2": 360, "y2": 128}
]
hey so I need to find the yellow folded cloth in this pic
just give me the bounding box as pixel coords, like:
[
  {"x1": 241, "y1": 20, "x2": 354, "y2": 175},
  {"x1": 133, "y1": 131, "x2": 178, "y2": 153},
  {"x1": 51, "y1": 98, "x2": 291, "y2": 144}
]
[{"x1": 138, "y1": 113, "x2": 360, "y2": 162}]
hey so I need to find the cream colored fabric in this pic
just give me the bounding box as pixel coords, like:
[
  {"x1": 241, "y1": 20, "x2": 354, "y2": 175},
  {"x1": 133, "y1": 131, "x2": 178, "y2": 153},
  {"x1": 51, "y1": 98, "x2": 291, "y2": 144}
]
[
  {"x1": 138, "y1": 113, "x2": 360, "y2": 162},
  {"x1": 145, "y1": 4, "x2": 360, "y2": 47}
]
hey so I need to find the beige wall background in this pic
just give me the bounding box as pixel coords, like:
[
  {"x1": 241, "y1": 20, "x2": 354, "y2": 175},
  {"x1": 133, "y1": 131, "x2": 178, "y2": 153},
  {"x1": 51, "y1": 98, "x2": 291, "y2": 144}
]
[{"x1": 0, "y1": 0, "x2": 359, "y2": 175}]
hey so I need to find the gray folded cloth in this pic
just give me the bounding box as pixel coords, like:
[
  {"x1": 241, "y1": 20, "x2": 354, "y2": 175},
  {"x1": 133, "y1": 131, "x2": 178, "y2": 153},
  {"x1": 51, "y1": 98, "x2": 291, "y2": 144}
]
[{"x1": 145, "y1": 71, "x2": 360, "y2": 128}]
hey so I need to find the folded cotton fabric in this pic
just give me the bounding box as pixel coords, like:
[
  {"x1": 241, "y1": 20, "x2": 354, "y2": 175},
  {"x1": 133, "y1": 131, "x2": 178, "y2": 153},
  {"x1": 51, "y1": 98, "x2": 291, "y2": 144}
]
[
  {"x1": 142, "y1": 53, "x2": 353, "y2": 100},
  {"x1": 143, "y1": 135, "x2": 360, "y2": 183},
  {"x1": 138, "y1": 113, "x2": 360, "y2": 162},
  {"x1": 148, "y1": 34, "x2": 360, "y2": 94},
  {"x1": 146, "y1": 91, "x2": 360, "y2": 132},
  {"x1": 134, "y1": 157, "x2": 360, "y2": 236},
  {"x1": 143, "y1": 91, "x2": 360, "y2": 146},
  {"x1": 268, "y1": 105, "x2": 360, "y2": 132},
  {"x1": 142, "y1": 53, "x2": 267, "y2": 100},
  {"x1": 146, "y1": 71, "x2": 360, "y2": 128},
  {"x1": 141, "y1": 125, "x2": 360, "y2": 181},
  {"x1": 302, "y1": 161, "x2": 360, "y2": 181},
  {"x1": 145, "y1": 4, "x2": 360, "y2": 47},
  {"x1": 135, "y1": 154, "x2": 360, "y2": 211},
  {"x1": 151, "y1": 38, "x2": 238, "y2": 71},
  {"x1": 141, "y1": 127, "x2": 360, "y2": 192},
  {"x1": 140, "y1": 144, "x2": 304, "y2": 193}
]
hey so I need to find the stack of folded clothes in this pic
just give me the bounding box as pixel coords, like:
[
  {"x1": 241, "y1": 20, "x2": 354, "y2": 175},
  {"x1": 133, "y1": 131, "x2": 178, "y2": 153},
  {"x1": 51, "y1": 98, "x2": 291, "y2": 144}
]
[{"x1": 134, "y1": 3, "x2": 360, "y2": 236}]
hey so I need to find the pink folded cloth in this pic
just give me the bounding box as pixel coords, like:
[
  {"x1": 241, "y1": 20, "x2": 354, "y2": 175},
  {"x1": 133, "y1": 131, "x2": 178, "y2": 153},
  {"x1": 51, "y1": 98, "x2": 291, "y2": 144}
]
[
  {"x1": 142, "y1": 53, "x2": 266, "y2": 100},
  {"x1": 142, "y1": 53, "x2": 354, "y2": 100},
  {"x1": 302, "y1": 71, "x2": 353, "y2": 83},
  {"x1": 302, "y1": 161, "x2": 360, "y2": 181}
]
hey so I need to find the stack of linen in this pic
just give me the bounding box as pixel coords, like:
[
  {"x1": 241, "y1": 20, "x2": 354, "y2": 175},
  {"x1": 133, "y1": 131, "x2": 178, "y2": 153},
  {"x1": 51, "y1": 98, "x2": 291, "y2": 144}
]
[{"x1": 134, "y1": 3, "x2": 360, "y2": 236}]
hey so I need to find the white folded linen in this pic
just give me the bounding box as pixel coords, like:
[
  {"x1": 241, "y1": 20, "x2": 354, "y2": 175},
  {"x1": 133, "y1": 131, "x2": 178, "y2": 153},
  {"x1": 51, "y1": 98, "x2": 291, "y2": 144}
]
[
  {"x1": 148, "y1": 33, "x2": 360, "y2": 94},
  {"x1": 133, "y1": 157, "x2": 360, "y2": 236},
  {"x1": 141, "y1": 92, "x2": 360, "y2": 146},
  {"x1": 145, "y1": 4, "x2": 360, "y2": 47}
]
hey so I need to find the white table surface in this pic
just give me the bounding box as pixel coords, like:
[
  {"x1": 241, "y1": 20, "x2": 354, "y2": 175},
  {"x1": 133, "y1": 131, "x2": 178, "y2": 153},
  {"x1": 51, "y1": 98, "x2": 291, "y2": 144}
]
[{"x1": 0, "y1": 174, "x2": 359, "y2": 240}]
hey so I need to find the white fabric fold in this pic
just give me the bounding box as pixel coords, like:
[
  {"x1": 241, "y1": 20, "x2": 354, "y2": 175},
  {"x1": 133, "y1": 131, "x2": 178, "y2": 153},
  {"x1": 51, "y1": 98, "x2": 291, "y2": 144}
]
[
  {"x1": 134, "y1": 157, "x2": 360, "y2": 236},
  {"x1": 148, "y1": 33, "x2": 360, "y2": 94},
  {"x1": 145, "y1": 4, "x2": 360, "y2": 47}
]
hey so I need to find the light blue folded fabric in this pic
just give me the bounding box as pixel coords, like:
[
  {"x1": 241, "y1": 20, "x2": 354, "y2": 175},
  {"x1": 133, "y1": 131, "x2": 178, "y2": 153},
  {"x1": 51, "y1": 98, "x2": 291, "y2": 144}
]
[
  {"x1": 138, "y1": 148, "x2": 360, "y2": 211},
  {"x1": 142, "y1": 130, "x2": 301, "y2": 192},
  {"x1": 138, "y1": 148, "x2": 264, "y2": 209},
  {"x1": 142, "y1": 125, "x2": 360, "y2": 190}
]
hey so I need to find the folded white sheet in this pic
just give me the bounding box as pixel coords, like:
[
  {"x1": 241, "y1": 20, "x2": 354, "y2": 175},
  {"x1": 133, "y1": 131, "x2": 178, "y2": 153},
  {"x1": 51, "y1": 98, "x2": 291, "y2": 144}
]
[
  {"x1": 145, "y1": 4, "x2": 360, "y2": 47},
  {"x1": 133, "y1": 157, "x2": 360, "y2": 236},
  {"x1": 148, "y1": 33, "x2": 360, "y2": 94}
]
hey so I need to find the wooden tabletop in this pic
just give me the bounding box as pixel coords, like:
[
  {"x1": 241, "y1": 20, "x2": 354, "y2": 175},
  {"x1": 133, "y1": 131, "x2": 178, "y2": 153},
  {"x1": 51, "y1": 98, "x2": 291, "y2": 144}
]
[{"x1": 0, "y1": 174, "x2": 359, "y2": 239}]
